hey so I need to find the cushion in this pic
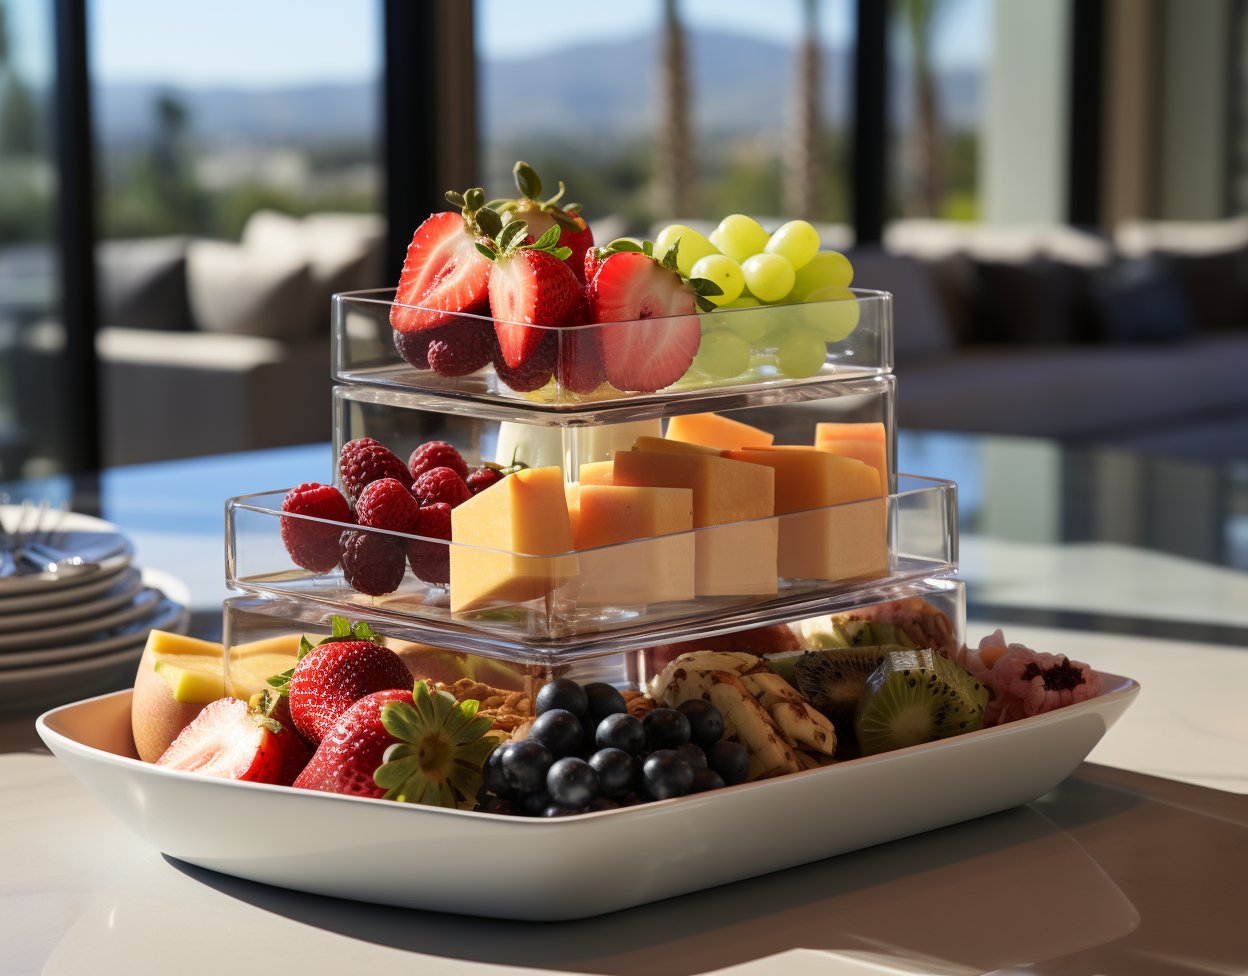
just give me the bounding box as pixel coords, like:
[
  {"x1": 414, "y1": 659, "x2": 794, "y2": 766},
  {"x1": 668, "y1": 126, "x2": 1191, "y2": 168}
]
[
  {"x1": 1114, "y1": 216, "x2": 1248, "y2": 257},
  {"x1": 972, "y1": 257, "x2": 1093, "y2": 345},
  {"x1": 1091, "y1": 257, "x2": 1199, "y2": 344},
  {"x1": 96, "y1": 236, "x2": 193, "y2": 331},
  {"x1": 847, "y1": 247, "x2": 955, "y2": 360},
  {"x1": 1162, "y1": 248, "x2": 1248, "y2": 333},
  {"x1": 186, "y1": 239, "x2": 315, "y2": 340}
]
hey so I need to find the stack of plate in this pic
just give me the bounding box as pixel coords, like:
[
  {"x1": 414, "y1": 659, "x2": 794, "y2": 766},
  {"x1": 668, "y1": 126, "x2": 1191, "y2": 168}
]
[{"x1": 0, "y1": 508, "x2": 190, "y2": 713}]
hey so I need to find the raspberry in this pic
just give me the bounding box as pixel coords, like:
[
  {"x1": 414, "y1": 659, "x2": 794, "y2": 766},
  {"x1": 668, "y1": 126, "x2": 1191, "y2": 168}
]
[
  {"x1": 557, "y1": 326, "x2": 606, "y2": 395},
  {"x1": 355, "y1": 477, "x2": 421, "y2": 533},
  {"x1": 408, "y1": 440, "x2": 469, "y2": 482},
  {"x1": 408, "y1": 502, "x2": 451, "y2": 584},
  {"x1": 426, "y1": 320, "x2": 497, "y2": 377},
  {"x1": 466, "y1": 466, "x2": 503, "y2": 495},
  {"x1": 280, "y1": 483, "x2": 353, "y2": 572},
  {"x1": 493, "y1": 330, "x2": 556, "y2": 393},
  {"x1": 339, "y1": 529, "x2": 406, "y2": 596},
  {"x1": 339, "y1": 438, "x2": 412, "y2": 501},
  {"x1": 412, "y1": 466, "x2": 471, "y2": 508},
  {"x1": 393, "y1": 329, "x2": 434, "y2": 369}
]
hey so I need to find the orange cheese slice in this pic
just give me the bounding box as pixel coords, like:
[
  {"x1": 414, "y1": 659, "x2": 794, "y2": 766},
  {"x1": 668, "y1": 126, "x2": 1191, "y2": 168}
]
[
  {"x1": 665, "y1": 412, "x2": 774, "y2": 451},
  {"x1": 572, "y1": 485, "x2": 695, "y2": 604},
  {"x1": 814, "y1": 422, "x2": 888, "y2": 494},
  {"x1": 579, "y1": 460, "x2": 614, "y2": 486},
  {"x1": 612, "y1": 450, "x2": 777, "y2": 595},
  {"x1": 449, "y1": 466, "x2": 578, "y2": 613},
  {"x1": 722, "y1": 448, "x2": 886, "y2": 581},
  {"x1": 632, "y1": 435, "x2": 721, "y2": 456}
]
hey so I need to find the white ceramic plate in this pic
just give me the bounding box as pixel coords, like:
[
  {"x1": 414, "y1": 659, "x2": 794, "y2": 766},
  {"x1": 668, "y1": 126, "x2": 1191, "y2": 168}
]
[
  {"x1": 37, "y1": 674, "x2": 1140, "y2": 921},
  {"x1": 0, "y1": 587, "x2": 162, "y2": 653},
  {"x1": 0, "y1": 567, "x2": 145, "y2": 632},
  {"x1": 0, "y1": 505, "x2": 134, "y2": 597},
  {"x1": 0, "y1": 564, "x2": 140, "y2": 616},
  {"x1": 0, "y1": 593, "x2": 182, "y2": 669}
]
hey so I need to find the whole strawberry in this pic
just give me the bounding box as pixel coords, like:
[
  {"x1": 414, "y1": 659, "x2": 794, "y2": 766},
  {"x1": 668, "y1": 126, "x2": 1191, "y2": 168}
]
[
  {"x1": 478, "y1": 222, "x2": 580, "y2": 368},
  {"x1": 408, "y1": 501, "x2": 451, "y2": 584},
  {"x1": 493, "y1": 329, "x2": 557, "y2": 392},
  {"x1": 355, "y1": 477, "x2": 421, "y2": 533},
  {"x1": 279, "y1": 618, "x2": 413, "y2": 744},
  {"x1": 557, "y1": 324, "x2": 607, "y2": 395},
  {"x1": 339, "y1": 438, "x2": 412, "y2": 501},
  {"x1": 340, "y1": 529, "x2": 406, "y2": 596},
  {"x1": 294, "y1": 688, "x2": 414, "y2": 798},
  {"x1": 281, "y1": 483, "x2": 353, "y2": 573},
  {"x1": 412, "y1": 466, "x2": 471, "y2": 508},
  {"x1": 491, "y1": 161, "x2": 595, "y2": 283},
  {"x1": 409, "y1": 440, "x2": 469, "y2": 481}
]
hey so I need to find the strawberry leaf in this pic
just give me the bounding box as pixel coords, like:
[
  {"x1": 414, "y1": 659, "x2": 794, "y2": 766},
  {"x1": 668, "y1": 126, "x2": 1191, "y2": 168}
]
[
  {"x1": 266, "y1": 667, "x2": 294, "y2": 695},
  {"x1": 465, "y1": 187, "x2": 485, "y2": 211},
  {"x1": 607, "y1": 239, "x2": 643, "y2": 253},
  {"x1": 475, "y1": 242, "x2": 497, "y2": 260},
  {"x1": 444, "y1": 190, "x2": 466, "y2": 208},
  {"x1": 296, "y1": 635, "x2": 314, "y2": 660},
  {"x1": 694, "y1": 296, "x2": 719, "y2": 313},
  {"x1": 513, "y1": 160, "x2": 542, "y2": 200},
  {"x1": 552, "y1": 246, "x2": 573, "y2": 261},
  {"x1": 352, "y1": 620, "x2": 378, "y2": 642},
  {"x1": 690, "y1": 276, "x2": 724, "y2": 297},
  {"x1": 474, "y1": 207, "x2": 502, "y2": 239},
  {"x1": 565, "y1": 202, "x2": 583, "y2": 214},
  {"x1": 660, "y1": 239, "x2": 680, "y2": 272},
  {"x1": 498, "y1": 220, "x2": 528, "y2": 251},
  {"x1": 531, "y1": 225, "x2": 561, "y2": 251},
  {"x1": 331, "y1": 615, "x2": 352, "y2": 640},
  {"x1": 549, "y1": 209, "x2": 580, "y2": 231}
]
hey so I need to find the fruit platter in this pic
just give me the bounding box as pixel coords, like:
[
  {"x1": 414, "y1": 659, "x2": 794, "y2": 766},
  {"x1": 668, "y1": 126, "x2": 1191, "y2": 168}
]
[{"x1": 36, "y1": 160, "x2": 1139, "y2": 922}]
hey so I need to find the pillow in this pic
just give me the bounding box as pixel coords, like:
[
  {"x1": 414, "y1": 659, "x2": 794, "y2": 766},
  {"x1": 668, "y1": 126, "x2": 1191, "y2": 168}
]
[
  {"x1": 972, "y1": 257, "x2": 1092, "y2": 345},
  {"x1": 1160, "y1": 248, "x2": 1248, "y2": 332},
  {"x1": 186, "y1": 239, "x2": 315, "y2": 340},
  {"x1": 847, "y1": 247, "x2": 956, "y2": 360},
  {"x1": 1090, "y1": 256, "x2": 1198, "y2": 344},
  {"x1": 96, "y1": 236, "x2": 193, "y2": 331}
]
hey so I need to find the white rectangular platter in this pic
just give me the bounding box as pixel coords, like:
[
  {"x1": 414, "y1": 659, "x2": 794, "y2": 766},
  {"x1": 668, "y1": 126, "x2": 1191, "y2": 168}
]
[{"x1": 37, "y1": 675, "x2": 1139, "y2": 921}]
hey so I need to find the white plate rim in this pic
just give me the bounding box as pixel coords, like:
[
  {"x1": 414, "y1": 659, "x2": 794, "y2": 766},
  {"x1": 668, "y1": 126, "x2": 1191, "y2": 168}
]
[
  {"x1": 0, "y1": 570, "x2": 145, "y2": 632},
  {"x1": 0, "y1": 588, "x2": 162, "y2": 653},
  {"x1": 0, "y1": 599, "x2": 187, "y2": 675},
  {"x1": 0, "y1": 564, "x2": 139, "y2": 615}
]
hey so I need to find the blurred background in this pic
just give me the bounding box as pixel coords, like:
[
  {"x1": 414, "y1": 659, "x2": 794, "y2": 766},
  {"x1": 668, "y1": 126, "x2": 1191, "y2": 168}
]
[{"x1": 1, "y1": 0, "x2": 1247, "y2": 478}]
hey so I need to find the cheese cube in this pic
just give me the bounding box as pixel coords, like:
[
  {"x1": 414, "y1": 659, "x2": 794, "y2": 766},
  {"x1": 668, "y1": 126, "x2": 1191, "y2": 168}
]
[
  {"x1": 722, "y1": 448, "x2": 886, "y2": 581},
  {"x1": 449, "y1": 466, "x2": 578, "y2": 613},
  {"x1": 565, "y1": 482, "x2": 581, "y2": 539},
  {"x1": 815, "y1": 422, "x2": 888, "y2": 494},
  {"x1": 579, "y1": 460, "x2": 614, "y2": 486},
  {"x1": 572, "y1": 485, "x2": 695, "y2": 604},
  {"x1": 612, "y1": 450, "x2": 777, "y2": 595},
  {"x1": 666, "y1": 412, "x2": 774, "y2": 450},
  {"x1": 632, "y1": 435, "x2": 721, "y2": 456}
]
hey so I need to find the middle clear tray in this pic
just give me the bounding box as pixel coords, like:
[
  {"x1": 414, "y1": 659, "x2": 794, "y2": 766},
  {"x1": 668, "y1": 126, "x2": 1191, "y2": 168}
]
[{"x1": 225, "y1": 473, "x2": 956, "y2": 658}]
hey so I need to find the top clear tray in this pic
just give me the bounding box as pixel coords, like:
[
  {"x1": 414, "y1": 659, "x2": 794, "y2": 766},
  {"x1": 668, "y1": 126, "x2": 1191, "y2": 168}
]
[{"x1": 332, "y1": 287, "x2": 893, "y2": 421}]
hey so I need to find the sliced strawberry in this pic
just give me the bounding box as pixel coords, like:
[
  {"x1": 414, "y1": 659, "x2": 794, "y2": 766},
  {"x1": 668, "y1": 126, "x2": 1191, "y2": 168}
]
[
  {"x1": 481, "y1": 224, "x2": 581, "y2": 368},
  {"x1": 489, "y1": 161, "x2": 594, "y2": 282},
  {"x1": 287, "y1": 634, "x2": 413, "y2": 744},
  {"x1": 589, "y1": 250, "x2": 702, "y2": 392},
  {"x1": 293, "y1": 688, "x2": 414, "y2": 798},
  {"x1": 156, "y1": 697, "x2": 284, "y2": 784},
  {"x1": 390, "y1": 188, "x2": 502, "y2": 334}
]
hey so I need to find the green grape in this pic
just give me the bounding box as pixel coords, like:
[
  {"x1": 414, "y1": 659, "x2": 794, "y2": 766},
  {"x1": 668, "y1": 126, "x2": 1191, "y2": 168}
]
[
  {"x1": 801, "y1": 286, "x2": 860, "y2": 341},
  {"x1": 789, "y1": 250, "x2": 853, "y2": 302},
  {"x1": 690, "y1": 254, "x2": 745, "y2": 306},
  {"x1": 709, "y1": 214, "x2": 770, "y2": 264},
  {"x1": 655, "y1": 224, "x2": 720, "y2": 277},
  {"x1": 713, "y1": 302, "x2": 772, "y2": 344},
  {"x1": 720, "y1": 295, "x2": 761, "y2": 309},
  {"x1": 775, "y1": 328, "x2": 827, "y2": 378},
  {"x1": 741, "y1": 252, "x2": 796, "y2": 303},
  {"x1": 763, "y1": 220, "x2": 820, "y2": 270},
  {"x1": 692, "y1": 328, "x2": 753, "y2": 379}
]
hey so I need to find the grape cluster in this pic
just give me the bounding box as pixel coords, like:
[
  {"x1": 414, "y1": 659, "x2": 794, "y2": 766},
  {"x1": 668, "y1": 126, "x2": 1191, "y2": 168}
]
[
  {"x1": 656, "y1": 216, "x2": 858, "y2": 381},
  {"x1": 476, "y1": 678, "x2": 749, "y2": 817}
]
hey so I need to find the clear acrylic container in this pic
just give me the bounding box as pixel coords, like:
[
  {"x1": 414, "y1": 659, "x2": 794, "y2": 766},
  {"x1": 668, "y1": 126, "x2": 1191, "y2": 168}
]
[
  {"x1": 222, "y1": 577, "x2": 966, "y2": 686},
  {"x1": 333, "y1": 373, "x2": 898, "y2": 494},
  {"x1": 332, "y1": 287, "x2": 893, "y2": 414},
  {"x1": 224, "y1": 474, "x2": 956, "y2": 657}
]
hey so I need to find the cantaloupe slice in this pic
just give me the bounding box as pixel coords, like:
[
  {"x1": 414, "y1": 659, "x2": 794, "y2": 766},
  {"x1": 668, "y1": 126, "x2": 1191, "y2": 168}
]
[
  {"x1": 814, "y1": 422, "x2": 888, "y2": 494},
  {"x1": 666, "y1": 413, "x2": 774, "y2": 451}
]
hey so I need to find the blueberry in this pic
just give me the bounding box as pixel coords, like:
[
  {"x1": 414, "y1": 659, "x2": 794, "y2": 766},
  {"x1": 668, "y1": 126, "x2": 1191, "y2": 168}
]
[
  {"x1": 589, "y1": 747, "x2": 635, "y2": 798},
  {"x1": 643, "y1": 708, "x2": 691, "y2": 750},
  {"x1": 584, "y1": 682, "x2": 628, "y2": 723},
  {"x1": 547, "y1": 756, "x2": 599, "y2": 809},
  {"x1": 705, "y1": 740, "x2": 749, "y2": 786},
  {"x1": 528, "y1": 709, "x2": 584, "y2": 758},
  {"x1": 585, "y1": 797, "x2": 619, "y2": 812},
  {"x1": 535, "y1": 677, "x2": 588, "y2": 717},
  {"x1": 483, "y1": 741, "x2": 516, "y2": 798},
  {"x1": 502, "y1": 740, "x2": 553, "y2": 793},
  {"x1": 541, "y1": 804, "x2": 580, "y2": 817},
  {"x1": 595, "y1": 712, "x2": 646, "y2": 754},
  {"x1": 519, "y1": 788, "x2": 552, "y2": 816},
  {"x1": 481, "y1": 795, "x2": 521, "y2": 815},
  {"x1": 643, "y1": 749, "x2": 695, "y2": 799},
  {"x1": 677, "y1": 742, "x2": 707, "y2": 767},
  {"x1": 677, "y1": 699, "x2": 725, "y2": 748},
  {"x1": 691, "y1": 767, "x2": 726, "y2": 793}
]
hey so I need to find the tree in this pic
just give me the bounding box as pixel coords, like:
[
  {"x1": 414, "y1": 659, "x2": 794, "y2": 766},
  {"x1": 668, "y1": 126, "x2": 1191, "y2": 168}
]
[
  {"x1": 656, "y1": 0, "x2": 693, "y2": 217},
  {"x1": 784, "y1": 0, "x2": 821, "y2": 219},
  {"x1": 900, "y1": 0, "x2": 946, "y2": 218}
]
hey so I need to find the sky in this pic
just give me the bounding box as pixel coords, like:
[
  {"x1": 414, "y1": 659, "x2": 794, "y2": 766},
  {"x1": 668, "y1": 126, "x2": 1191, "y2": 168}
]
[{"x1": 74, "y1": 0, "x2": 991, "y2": 89}]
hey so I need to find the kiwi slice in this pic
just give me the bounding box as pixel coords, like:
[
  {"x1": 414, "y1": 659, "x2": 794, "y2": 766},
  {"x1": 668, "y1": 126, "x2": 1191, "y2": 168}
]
[
  {"x1": 791, "y1": 645, "x2": 906, "y2": 741},
  {"x1": 801, "y1": 617, "x2": 917, "y2": 650},
  {"x1": 854, "y1": 649, "x2": 989, "y2": 756}
]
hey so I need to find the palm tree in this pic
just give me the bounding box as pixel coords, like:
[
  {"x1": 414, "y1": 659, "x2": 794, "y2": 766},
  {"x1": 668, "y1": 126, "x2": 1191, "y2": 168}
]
[
  {"x1": 657, "y1": 0, "x2": 693, "y2": 217},
  {"x1": 900, "y1": 0, "x2": 945, "y2": 218},
  {"x1": 784, "y1": 0, "x2": 821, "y2": 219}
]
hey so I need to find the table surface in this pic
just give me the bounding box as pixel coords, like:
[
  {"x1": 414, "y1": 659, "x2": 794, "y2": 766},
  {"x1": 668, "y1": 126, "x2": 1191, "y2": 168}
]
[{"x1": 2, "y1": 434, "x2": 1247, "y2": 975}]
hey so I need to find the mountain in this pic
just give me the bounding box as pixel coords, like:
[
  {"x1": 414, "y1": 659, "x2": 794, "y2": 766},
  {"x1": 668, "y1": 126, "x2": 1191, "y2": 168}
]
[{"x1": 93, "y1": 30, "x2": 980, "y2": 149}]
